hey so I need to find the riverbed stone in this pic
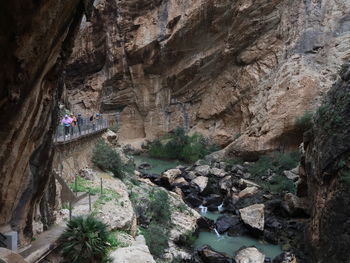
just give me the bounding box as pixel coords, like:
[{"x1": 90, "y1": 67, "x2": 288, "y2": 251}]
[
  {"x1": 238, "y1": 186, "x2": 259, "y2": 199},
  {"x1": 282, "y1": 193, "x2": 309, "y2": 217},
  {"x1": 210, "y1": 167, "x2": 227, "y2": 177},
  {"x1": 235, "y1": 247, "x2": 265, "y2": 263},
  {"x1": 185, "y1": 193, "x2": 203, "y2": 207},
  {"x1": 197, "y1": 245, "x2": 231, "y2": 263},
  {"x1": 219, "y1": 176, "x2": 233, "y2": 191},
  {"x1": 239, "y1": 204, "x2": 265, "y2": 232},
  {"x1": 161, "y1": 168, "x2": 182, "y2": 184},
  {"x1": 195, "y1": 165, "x2": 211, "y2": 176},
  {"x1": 238, "y1": 179, "x2": 260, "y2": 188},
  {"x1": 192, "y1": 176, "x2": 209, "y2": 192},
  {"x1": 215, "y1": 215, "x2": 241, "y2": 234}
]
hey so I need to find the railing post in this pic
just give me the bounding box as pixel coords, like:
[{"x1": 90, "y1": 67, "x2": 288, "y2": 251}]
[
  {"x1": 69, "y1": 202, "x2": 72, "y2": 221},
  {"x1": 75, "y1": 176, "x2": 78, "y2": 196},
  {"x1": 100, "y1": 178, "x2": 103, "y2": 195}
]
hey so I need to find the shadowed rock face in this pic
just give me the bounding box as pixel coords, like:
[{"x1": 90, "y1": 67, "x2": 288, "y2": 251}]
[
  {"x1": 66, "y1": 0, "x2": 350, "y2": 152},
  {"x1": 0, "y1": 0, "x2": 87, "y2": 244},
  {"x1": 301, "y1": 63, "x2": 350, "y2": 262}
]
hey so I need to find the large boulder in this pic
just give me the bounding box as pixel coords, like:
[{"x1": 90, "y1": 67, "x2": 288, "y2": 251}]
[
  {"x1": 238, "y1": 186, "x2": 258, "y2": 199},
  {"x1": 192, "y1": 176, "x2": 209, "y2": 192},
  {"x1": 215, "y1": 215, "x2": 241, "y2": 234},
  {"x1": 185, "y1": 193, "x2": 203, "y2": 207},
  {"x1": 235, "y1": 247, "x2": 265, "y2": 263},
  {"x1": 161, "y1": 169, "x2": 182, "y2": 184},
  {"x1": 0, "y1": 248, "x2": 27, "y2": 263},
  {"x1": 110, "y1": 235, "x2": 155, "y2": 263},
  {"x1": 210, "y1": 168, "x2": 227, "y2": 177},
  {"x1": 94, "y1": 178, "x2": 136, "y2": 234},
  {"x1": 219, "y1": 176, "x2": 233, "y2": 191},
  {"x1": 197, "y1": 245, "x2": 231, "y2": 263},
  {"x1": 239, "y1": 204, "x2": 265, "y2": 233},
  {"x1": 195, "y1": 165, "x2": 211, "y2": 176},
  {"x1": 197, "y1": 217, "x2": 215, "y2": 229},
  {"x1": 283, "y1": 170, "x2": 299, "y2": 182},
  {"x1": 204, "y1": 194, "x2": 223, "y2": 207},
  {"x1": 282, "y1": 193, "x2": 310, "y2": 217}
]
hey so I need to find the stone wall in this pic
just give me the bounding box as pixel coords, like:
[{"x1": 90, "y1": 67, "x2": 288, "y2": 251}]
[{"x1": 53, "y1": 131, "x2": 105, "y2": 184}]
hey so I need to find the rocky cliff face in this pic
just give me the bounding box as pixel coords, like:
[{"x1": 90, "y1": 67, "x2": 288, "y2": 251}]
[
  {"x1": 301, "y1": 63, "x2": 350, "y2": 263},
  {"x1": 66, "y1": 0, "x2": 350, "y2": 153},
  {"x1": 0, "y1": 0, "x2": 91, "y2": 244}
]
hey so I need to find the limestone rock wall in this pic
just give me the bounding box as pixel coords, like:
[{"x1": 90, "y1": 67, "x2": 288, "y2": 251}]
[
  {"x1": 300, "y1": 63, "x2": 350, "y2": 263},
  {"x1": 66, "y1": 0, "x2": 350, "y2": 152},
  {"x1": 0, "y1": 0, "x2": 87, "y2": 244}
]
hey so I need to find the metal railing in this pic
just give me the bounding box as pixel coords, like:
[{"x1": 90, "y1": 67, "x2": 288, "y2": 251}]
[
  {"x1": 54, "y1": 118, "x2": 108, "y2": 143},
  {"x1": 0, "y1": 233, "x2": 7, "y2": 248}
]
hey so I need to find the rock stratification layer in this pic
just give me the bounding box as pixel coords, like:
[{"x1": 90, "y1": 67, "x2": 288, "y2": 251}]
[
  {"x1": 66, "y1": 0, "x2": 350, "y2": 153},
  {"x1": 0, "y1": 0, "x2": 89, "y2": 244}
]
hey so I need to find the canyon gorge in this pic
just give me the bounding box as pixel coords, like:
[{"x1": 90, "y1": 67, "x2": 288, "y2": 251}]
[{"x1": 1, "y1": 0, "x2": 350, "y2": 262}]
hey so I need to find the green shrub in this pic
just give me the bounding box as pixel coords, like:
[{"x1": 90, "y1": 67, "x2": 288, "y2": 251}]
[
  {"x1": 341, "y1": 171, "x2": 350, "y2": 185},
  {"x1": 295, "y1": 111, "x2": 313, "y2": 131},
  {"x1": 262, "y1": 175, "x2": 296, "y2": 193},
  {"x1": 69, "y1": 176, "x2": 100, "y2": 194},
  {"x1": 149, "y1": 139, "x2": 164, "y2": 158},
  {"x1": 92, "y1": 139, "x2": 124, "y2": 178},
  {"x1": 143, "y1": 223, "x2": 169, "y2": 258},
  {"x1": 108, "y1": 231, "x2": 128, "y2": 249},
  {"x1": 148, "y1": 128, "x2": 220, "y2": 163},
  {"x1": 248, "y1": 151, "x2": 300, "y2": 194},
  {"x1": 176, "y1": 230, "x2": 196, "y2": 247},
  {"x1": 60, "y1": 216, "x2": 110, "y2": 263},
  {"x1": 249, "y1": 151, "x2": 300, "y2": 178},
  {"x1": 148, "y1": 190, "x2": 171, "y2": 225}
]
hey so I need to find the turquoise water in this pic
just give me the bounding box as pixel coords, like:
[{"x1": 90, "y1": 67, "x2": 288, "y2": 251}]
[
  {"x1": 133, "y1": 155, "x2": 185, "y2": 174},
  {"x1": 201, "y1": 211, "x2": 223, "y2": 221},
  {"x1": 194, "y1": 231, "x2": 282, "y2": 259}
]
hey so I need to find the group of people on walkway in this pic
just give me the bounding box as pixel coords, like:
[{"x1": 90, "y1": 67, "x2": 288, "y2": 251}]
[{"x1": 61, "y1": 113, "x2": 103, "y2": 138}]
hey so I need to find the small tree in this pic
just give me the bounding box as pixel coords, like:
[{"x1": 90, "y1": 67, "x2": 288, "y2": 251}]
[
  {"x1": 60, "y1": 216, "x2": 110, "y2": 263},
  {"x1": 295, "y1": 111, "x2": 313, "y2": 131},
  {"x1": 92, "y1": 139, "x2": 124, "y2": 178}
]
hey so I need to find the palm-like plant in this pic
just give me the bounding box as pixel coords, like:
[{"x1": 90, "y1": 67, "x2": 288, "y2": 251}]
[{"x1": 60, "y1": 216, "x2": 110, "y2": 263}]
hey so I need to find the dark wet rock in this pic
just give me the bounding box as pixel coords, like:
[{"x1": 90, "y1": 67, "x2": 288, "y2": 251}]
[
  {"x1": 263, "y1": 230, "x2": 279, "y2": 245},
  {"x1": 204, "y1": 194, "x2": 223, "y2": 207},
  {"x1": 272, "y1": 252, "x2": 297, "y2": 263},
  {"x1": 185, "y1": 193, "x2": 203, "y2": 207},
  {"x1": 197, "y1": 217, "x2": 215, "y2": 229},
  {"x1": 141, "y1": 173, "x2": 159, "y2": 181},
  {"x1": 197, "y1": 245, "x2": 232, "y2": 263},
  {"x1": 181, "y1": 184, "x2": 200, "y2": 196},
  {"x1": 183, "y1": 171, "x2": 197, "y2": 181},
  {"x1": 223, "y1": 194, "x2": 239, "y2": 213},
  {"x1": 282, "y1": 193, "x2": 310, "y2": 217},
  {"x1": 138, "y1": 162, "x2": 151, "y2": 170},
  {"x1": 215, "y1": 215, "x2": 241, "y2": 234}
]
